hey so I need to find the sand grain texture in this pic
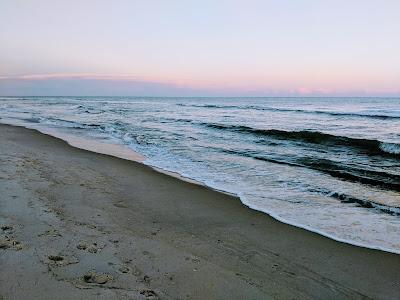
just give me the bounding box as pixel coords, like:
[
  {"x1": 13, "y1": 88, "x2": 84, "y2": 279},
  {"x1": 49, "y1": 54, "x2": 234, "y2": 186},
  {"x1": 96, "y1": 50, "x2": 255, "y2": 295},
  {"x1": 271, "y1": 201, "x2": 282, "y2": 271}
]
[{"x1": 0, "y1": 124, "x2": 399, "y2": 299}]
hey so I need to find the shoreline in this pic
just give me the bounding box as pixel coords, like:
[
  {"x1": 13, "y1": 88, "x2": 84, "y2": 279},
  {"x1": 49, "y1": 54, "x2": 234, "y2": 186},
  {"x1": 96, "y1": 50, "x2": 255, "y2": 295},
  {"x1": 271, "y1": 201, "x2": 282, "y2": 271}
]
[
  {"x1": 2, "y1": 120, "x2": 399, "y2": 255},
  {"x1": 0, "y1": 123, "x2": 399, "y2": 299}
]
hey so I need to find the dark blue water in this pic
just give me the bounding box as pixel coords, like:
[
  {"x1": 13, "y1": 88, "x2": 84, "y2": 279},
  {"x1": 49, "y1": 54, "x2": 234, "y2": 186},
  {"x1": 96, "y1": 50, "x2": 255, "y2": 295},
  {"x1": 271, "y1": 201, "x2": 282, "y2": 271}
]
[{"x1": 1, "y1": 96, "x2": 399, "y2": 253}]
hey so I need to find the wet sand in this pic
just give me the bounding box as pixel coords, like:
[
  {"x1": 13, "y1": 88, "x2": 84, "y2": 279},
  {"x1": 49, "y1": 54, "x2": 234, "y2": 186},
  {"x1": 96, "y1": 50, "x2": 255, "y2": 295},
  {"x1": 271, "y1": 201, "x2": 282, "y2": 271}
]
[{"x1": 0, "y1": 123, "x2": 399, "y2": 300}]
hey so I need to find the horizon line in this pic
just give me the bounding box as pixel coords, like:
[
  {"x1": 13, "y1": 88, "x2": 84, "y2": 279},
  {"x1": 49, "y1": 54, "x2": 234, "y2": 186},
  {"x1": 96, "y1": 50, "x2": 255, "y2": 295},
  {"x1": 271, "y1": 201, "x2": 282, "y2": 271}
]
[{"x1": 1, "y1": 95, "x2": 399, "y2": 98}]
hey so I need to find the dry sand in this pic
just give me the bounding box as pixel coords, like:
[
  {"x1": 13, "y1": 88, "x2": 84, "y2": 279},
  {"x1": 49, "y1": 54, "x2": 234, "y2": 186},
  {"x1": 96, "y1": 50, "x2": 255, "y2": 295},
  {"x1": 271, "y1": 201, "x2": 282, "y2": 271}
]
[{"x1": 0, "y1": 124, "x2": 399, "y2": 300}]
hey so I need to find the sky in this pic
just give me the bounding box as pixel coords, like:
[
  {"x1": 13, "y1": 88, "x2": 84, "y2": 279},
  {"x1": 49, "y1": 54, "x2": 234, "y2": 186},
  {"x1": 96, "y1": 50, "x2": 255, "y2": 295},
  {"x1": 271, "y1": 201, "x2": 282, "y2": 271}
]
[{"x1": 1, "y1": 0, "x2": 399, "y2": 96}]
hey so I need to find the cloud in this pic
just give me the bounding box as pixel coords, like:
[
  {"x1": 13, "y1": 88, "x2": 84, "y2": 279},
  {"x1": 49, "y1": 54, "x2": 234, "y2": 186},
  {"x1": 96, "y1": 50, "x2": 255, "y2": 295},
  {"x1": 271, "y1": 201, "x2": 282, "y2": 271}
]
[
  {"x1": 0, "y1": 75, "x2": 199, "y2": 96},
  {"x1": 0, "y1": 74, "x2": 399, "y2": 97}
]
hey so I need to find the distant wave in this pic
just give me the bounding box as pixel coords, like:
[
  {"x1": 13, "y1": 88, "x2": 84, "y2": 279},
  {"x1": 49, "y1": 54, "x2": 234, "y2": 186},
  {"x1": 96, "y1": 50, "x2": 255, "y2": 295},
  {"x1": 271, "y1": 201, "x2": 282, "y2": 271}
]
[
  {"x1": 300, "y1": 110, "x2": 399, "y2": 120},
  {"x1": 178, "y1": 103, "x2": 400, "y2": 120},
  {"x1": 177, "y1": 103, "x2": 239, "y2": 109},
  {"x1": 76, "y1": 105, "x2": 105, "y2": 114},
  {"x1": 260, "y1": 107, "x2": 400, "y2": 120},
  {"x1": 203, "y1": 123, "x2": 400, "y2": 157}
]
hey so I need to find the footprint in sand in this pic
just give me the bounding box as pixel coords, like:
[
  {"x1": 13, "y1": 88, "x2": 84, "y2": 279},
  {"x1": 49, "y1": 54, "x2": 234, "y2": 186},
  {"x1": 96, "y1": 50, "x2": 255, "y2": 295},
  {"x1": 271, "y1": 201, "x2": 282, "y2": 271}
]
[
  {"x1": 76, "y1": 241, "x2": 88, "y2": 250},
  {"x1": 1, "y1": 225, "x2": 13, "y2": 233},
  {"x1": 118, "y1": 265, "x2": 130, "y2": 274},
  {"x1": 140, "y1": 289, "x2": 158, "y2": 299},
  {"x1": 47, "y1": 255, "x2": 79, "y2": 266},
  {"x1": 48, "y1": 255, "x2": 64, "y2": 262},
  {"x1": 76, "y1": 241, "x2": 104, "y2": 253},
  {"x1": 0, "y1": 237, "x2": 22, "y2": 251},
  {"x1": 83, "y1": 271, "x2": 113, "y2": 284},
  {"x1": 38, "y1": 229, "x2": 62, "y2": 238}
]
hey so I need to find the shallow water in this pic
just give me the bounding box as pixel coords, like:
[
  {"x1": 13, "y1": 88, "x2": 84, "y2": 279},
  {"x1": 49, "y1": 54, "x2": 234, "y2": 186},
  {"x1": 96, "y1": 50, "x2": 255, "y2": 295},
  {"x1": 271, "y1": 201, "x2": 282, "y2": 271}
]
[{"x1": 1, "y1": 96, "x2": 399, "y2": 253}]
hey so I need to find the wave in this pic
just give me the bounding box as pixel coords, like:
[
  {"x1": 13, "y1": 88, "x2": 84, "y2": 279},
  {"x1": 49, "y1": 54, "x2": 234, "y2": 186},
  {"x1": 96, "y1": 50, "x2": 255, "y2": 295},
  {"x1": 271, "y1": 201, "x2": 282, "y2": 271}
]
[
  {"x1": 380, "y1": 142, "x2": 400, "y2": 155},
  {"x1": 23, "y1": 116, "x2": 106, "y2": 131},
  {"x1": 177, "y1": 103, "x2": 240, "y2": 109},
  {"x1": 295, "y1": 157, "x2": 400, "y2": 192},
  {"x1": 178, "y1": 103, "x2": 400, "y2": 120},
  {"x1": 75, "y1": 105, "x2": 105, "y2": 114},
  {"x1": 261, "y1": 107, "x2": 400, "y2": 120},
  {"x1": 23, "y1": 117, "x2": 42, "y2": 123},
  {"x1": 329, "y1": 192, "x2": 400, "y2": 215},
  {"x1": 221, "y1": 148, "x2": 400, "y2": 191},
  {"x1": 300, "y1": 110, "x2": 399, "y2": 120},
  {"x1": 203, "y1": 123, "x2": 400, "y2": 157}
]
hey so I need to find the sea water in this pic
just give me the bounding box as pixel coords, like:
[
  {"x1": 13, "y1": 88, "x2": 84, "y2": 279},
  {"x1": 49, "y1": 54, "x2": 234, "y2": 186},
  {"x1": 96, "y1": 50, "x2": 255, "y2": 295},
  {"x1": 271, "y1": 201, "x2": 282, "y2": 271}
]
[{"x1": 1, "y1": 96, "x2": 399, "y2": 253}]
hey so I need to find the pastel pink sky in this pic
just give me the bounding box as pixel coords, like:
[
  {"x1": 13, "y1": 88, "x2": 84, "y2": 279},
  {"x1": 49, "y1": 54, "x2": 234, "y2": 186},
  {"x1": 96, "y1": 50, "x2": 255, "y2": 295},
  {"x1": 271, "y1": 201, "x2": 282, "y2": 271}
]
[{"x1": 1, "y1": 0, "x2": 399, "y2": 96}]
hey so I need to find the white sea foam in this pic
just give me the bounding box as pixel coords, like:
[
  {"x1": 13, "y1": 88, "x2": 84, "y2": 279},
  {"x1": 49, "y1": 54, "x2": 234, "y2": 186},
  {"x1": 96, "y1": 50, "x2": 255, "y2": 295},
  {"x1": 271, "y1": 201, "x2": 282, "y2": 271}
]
[{"x1": 380, "y1": 142, "x2": 400, "y2": 155}]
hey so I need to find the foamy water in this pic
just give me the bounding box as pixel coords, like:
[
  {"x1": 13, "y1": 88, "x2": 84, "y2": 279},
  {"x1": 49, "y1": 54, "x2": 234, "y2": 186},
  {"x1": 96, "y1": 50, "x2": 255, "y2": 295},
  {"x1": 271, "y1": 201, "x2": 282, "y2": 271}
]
[{"x1": 1, "y1": 96, "x2": 399, "y2": 253}]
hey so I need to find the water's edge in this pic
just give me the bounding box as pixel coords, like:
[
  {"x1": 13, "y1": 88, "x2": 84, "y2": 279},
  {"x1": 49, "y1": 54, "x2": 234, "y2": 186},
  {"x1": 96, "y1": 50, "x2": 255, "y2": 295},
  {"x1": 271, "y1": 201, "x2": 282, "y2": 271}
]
[{"x1": 1, "y1": 120, "x2": 399, "y2": 255}]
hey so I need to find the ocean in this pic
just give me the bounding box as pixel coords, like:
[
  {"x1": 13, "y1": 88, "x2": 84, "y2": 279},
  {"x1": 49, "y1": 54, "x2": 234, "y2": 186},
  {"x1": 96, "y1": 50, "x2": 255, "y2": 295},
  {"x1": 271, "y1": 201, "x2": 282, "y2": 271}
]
[{"x1": 1, "y1": 96, "x2": 399, "y2": 253}]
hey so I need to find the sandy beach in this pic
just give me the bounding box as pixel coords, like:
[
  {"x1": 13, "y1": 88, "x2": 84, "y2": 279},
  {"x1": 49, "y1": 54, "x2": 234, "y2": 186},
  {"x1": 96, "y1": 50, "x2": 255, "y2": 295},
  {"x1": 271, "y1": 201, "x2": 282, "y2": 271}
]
[{"x1": 0, "y1": 123, "x2": 399, "y2": 300}]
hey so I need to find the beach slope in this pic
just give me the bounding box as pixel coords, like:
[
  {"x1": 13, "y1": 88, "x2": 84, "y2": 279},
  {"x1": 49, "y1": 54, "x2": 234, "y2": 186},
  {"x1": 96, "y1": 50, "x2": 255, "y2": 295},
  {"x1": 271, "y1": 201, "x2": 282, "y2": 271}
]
[{"x1": 0, "y1": 124, "x2": 399, "y2": 299}]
